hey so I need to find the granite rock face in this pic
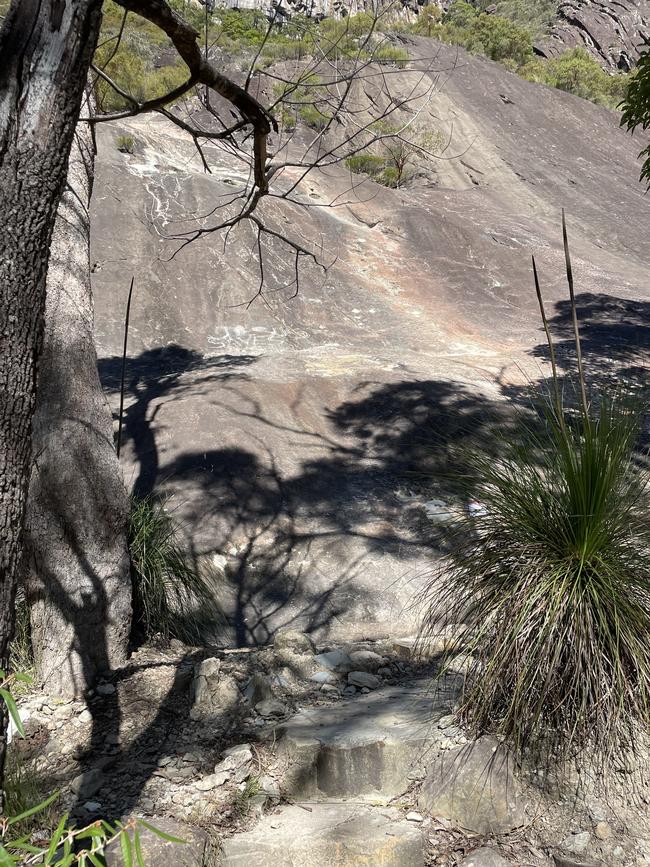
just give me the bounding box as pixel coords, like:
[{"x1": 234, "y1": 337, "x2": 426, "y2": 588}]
[
  {"x1": 418, "y1": 737, "x2": 526, "y2": 834},
  {"x1": 536, "y1": 0, "x2": 650, "y2": 70},
  {"x1": 92, "y1": 39, "x2": 650, "y2": 648}
]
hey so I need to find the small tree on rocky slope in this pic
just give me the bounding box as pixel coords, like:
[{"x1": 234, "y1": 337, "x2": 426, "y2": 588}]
[
  {"x1": 622, "y1": 39, "x2": 650, "y2": 186},
  {"x1": 0, "y1": 0, "x2": 439, "y2": 804}
]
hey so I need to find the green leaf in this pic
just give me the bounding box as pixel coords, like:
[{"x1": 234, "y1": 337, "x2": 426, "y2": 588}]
[
  {"x1": 76, "y1": 825, "x2": 105, "y2": 840},
  {"x1": 120, "y1": 829, "x2": 133, "y2": 867},
  {"x1": 88, "y1": 853, "x2": 105, "y2": 867},
  {"x1": 0, "y1": 670, "x2": 5, "y2": 681},
  {"x1": 0, "y1": 843, "x2": 19, "y2": 866},
  {"x1": 44, "y1": 813, "x2": 68, "y2": 864},
  {"x1": 134, "y1": 826, "x2": 146, "y2": 867},
  {"x1": 0, "y1": 690, "x2": 23, "y2": 738},
  {"x1": 4, "y1": 840, "x2": 42, "y2": 853},
  {"x1": 139, "y1": 820, "x2": 186, "y2": 844},
  {"x1": 14, "y1": 673, "x2": 33, "y2": 684},
  {"x1": 7, "y1": 791, "x2": 59, "y2": 826}
]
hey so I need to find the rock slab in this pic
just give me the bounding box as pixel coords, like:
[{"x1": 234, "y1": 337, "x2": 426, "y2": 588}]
[
  {"x1": 278, "y1": 681, "x2": 452, "y2": 799},
  {"x1": 418, "y1": 737, "x2": 525, "y2": 835},
  {"x1": 218, "y1": 803, "x2": 424, "y2": 866}
]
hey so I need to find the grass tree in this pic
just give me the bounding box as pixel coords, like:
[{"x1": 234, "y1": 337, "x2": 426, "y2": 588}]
[{"x1": 422, "y1": 214, "x2": 650, "y2": 776}]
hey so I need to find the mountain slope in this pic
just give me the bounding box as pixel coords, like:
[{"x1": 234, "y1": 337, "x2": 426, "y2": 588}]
[{"x1": 91, "y1": 39, "x2": 650, "y2": 644}]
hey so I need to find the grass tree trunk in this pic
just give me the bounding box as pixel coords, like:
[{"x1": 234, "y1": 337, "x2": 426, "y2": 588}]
[
  {"x1": 24, "y1": 103, "x2": 133, "y2": 699},
  {"x1": 0, "y1": 0, "x2": 103, "y2": 802}
]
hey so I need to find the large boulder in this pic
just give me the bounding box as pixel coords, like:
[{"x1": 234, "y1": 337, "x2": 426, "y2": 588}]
[{"x1": 418, "y1": 738, "x2": 526, "y2": 835}]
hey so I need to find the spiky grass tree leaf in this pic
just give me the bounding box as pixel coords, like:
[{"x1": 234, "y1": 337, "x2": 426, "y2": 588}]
[
  {"x1": 422, "y1": 386, "x2": 650, "y2": 776},
  {"x1": 127, "y1": 494, "x2": 223, "y2": 644},
  {"x1": 6, "y1": 792, "x2": 60, "y2": 827},
  {"x1": 0, "y1": 690, "x2": 22, "y2": 738}
]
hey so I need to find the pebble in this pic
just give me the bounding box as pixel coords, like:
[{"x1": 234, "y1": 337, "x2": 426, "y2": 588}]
[
  {"x1": 348, "y1": 650, "x2": 384, "y2": 672},
  {"x1": 347, "y1": 671, "x2": 381, "y2": 690},
  {"x1": 96, "y1": 684, "x2": 116, "y2": 696},
  {"x1": 255, "y1": 699, "x2": 287, "y2": 718},
  {"x1": 314, "y1": 649, "x2": 352, "y2": 672},
  {"x1": 70, "y1": 768, "x2": 103, "y2": 797},
  {"x1": 310, "y1": 670, "x2": 338, "y2": 685},
  {"x1": 195, "y1": 772, "x2": 229, "y2": 791},
  {"x1": 259, "y1": 776, "x2": 280, "y2": 799},
  {"x1": 595, "y1": 821, "x2": 612, "y2": 840},
  {"x1": 234, "y1": 764, "x2": 251, "y2": 783},
  {"x1": 562, "y1": 831, "x2": 591, "y2": 855},
  {"x1": 83, "y1": 801, "x2": 102, "y2": 813},
  {"x1": 406, "y1": 811, "x2": 424, "y2": 822},
  {"x1": 222, "y1": 744, "x2": 253, "y2": 764}
]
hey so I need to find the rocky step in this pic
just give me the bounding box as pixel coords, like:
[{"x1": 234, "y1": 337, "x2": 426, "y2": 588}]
[
  {"x1": 275, "y1": 680, "x2": 455, "y2": 800},
  {"x1": 217, "y1": 802, "x2": 425, "y2": 866}
]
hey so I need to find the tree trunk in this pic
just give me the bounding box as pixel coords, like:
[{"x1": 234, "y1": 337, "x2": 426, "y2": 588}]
[
  {"x1": 24, "y1": 99, "x2": 132, "y2": 700},
  {"x1": 0, "y1": 0, "x2": 102, "y2": 805}
]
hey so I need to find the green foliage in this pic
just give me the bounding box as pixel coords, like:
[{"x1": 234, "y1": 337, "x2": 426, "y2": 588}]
[
  {"x1": 371, "y1": 44, "x2": 409, "y2": 65},
  {"x1": 621, "y1": 40, "x2": 650, "y2": 187},
  {"x1": 406, "y1": 3, "x2": 629, "y2": 109},
  {"x1": 232, "y1": 776, "x2": 261, "y2": 817},
  {"x1": 345, "y1": 124, "x2": 444, "y2": 188},
  {"x1": 116, "y1": 134, "x2": 135, "y2": 154},
  {"x1": 410, "y1": 6, "x2": 443, "y2": 37},
  {"x1": 520, "y1": 47, "x2": 629, "y2": 107},
  {"x1": 3, "y1": 754, "x2": 60, "y2": 841},
  {"x1": 345, "y1": 153, "x2": 387, "y2": 176},
  {"x1": 0, "y1": 800, "x2": 184, "y2": 865},
  {"x1": 475, "y1": 0, "x2": 557, "y2": 39},
  {"x1": 422, "y1": 239, "x2": 650, "y2": 775},
  {"x1": 9, "y1": 598, "x2": 33, "y2": 678},
  {"x1": 274, "y1": 74, "x2": 332, "y2": 131},
  {"x1": 0, "y1": 691, "x2": 184, "y2": 863},
  {"x1": 425, "y1": 1, "x2": 534, "y2": 67},
  {"x1": 128, "y1": 494, "x2": 223, "y2": 644}
]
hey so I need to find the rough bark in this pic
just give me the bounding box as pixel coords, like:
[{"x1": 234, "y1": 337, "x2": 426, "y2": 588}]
[
  {"x1": 0, "y1": 0, "x2": 102, "y2": 805},
  {"x1": 24, "y1": 101, "x2": 132, "y2": 699}
]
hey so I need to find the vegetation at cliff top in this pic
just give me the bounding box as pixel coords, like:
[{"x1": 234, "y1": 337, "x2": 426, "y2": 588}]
[
  {"x1": 94, "y1": 0, "x2": 630, "y2": 116},
  {"x1": 403, "y1": 1, "x2": 629, "y2": 109}
]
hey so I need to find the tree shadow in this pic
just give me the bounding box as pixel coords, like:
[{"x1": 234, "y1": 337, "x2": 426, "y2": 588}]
[
  {"x1": 152, "y1": 376, "x2": 517, "y2": 646},
  {"x1": 98, "y1": 347, "x2": 259, "y2": 499},
  {"x1": 502, "y1": 292, "x2": 650, "y2": 448},
  {"x1": 525, "y1": 292, "x2": 650, "y2": 394}
]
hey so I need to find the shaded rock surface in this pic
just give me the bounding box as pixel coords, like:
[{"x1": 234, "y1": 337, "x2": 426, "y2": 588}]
[
  {"x1": 459, "y1": 848, "x2": 512, "y2": 867},
  {"x1": 418, "y1": 737, "x2": 526, "y2": 834}
]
